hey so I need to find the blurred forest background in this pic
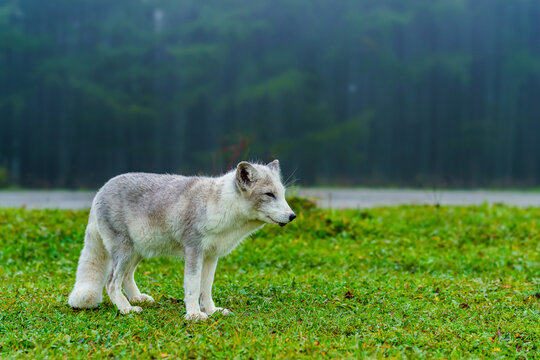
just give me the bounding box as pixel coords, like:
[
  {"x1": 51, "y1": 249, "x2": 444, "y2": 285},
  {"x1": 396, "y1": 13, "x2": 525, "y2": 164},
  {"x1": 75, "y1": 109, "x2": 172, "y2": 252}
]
[{"x1": 1, "y1": 0, "x2": 540, "y2": 188}]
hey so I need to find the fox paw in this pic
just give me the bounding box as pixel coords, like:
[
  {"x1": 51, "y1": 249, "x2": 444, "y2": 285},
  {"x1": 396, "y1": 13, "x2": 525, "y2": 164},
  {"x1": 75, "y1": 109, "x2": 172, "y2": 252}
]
[
  {"x1": 130, "y1": 294, "x2": 154, "y2": 303},
  {"x1": 119, "y1": 306, "x2": 143, "y2": 314},
  {"x1": 185, "y1": 311, "x2": 209, "y2": 321},
  {"x1": 205, "y1": 307, "x2": 231, "y2": 316}
]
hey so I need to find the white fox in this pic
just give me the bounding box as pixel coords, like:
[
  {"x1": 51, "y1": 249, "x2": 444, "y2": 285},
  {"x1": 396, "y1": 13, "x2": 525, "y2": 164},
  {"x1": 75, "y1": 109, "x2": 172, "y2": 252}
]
[{"x1": 68, "y1": 160, "x2": 296, "y2": 320}]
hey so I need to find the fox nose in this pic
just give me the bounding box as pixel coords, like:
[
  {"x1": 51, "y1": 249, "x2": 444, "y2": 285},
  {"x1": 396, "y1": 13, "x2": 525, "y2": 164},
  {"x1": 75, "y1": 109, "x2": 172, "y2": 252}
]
[{"x1": 289, "y1": 213, "x2": 297, "y2": 222}]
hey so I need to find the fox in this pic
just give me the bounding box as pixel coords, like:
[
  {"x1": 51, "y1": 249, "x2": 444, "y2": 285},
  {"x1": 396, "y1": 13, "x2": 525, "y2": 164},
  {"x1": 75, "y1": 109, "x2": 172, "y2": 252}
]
[{"x1": 67, "y1": 160, "x2": 296, "y2": 320}]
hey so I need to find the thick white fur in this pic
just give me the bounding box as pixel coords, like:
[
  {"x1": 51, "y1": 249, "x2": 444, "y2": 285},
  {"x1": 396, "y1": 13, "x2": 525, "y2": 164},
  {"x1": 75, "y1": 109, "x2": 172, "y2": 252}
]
[
  {"x1": 68, "y1": 209, "x2": 111, "y2": 309},
  {"x1": 68, "y1": 161, "x2": 294, "y2": 319}
]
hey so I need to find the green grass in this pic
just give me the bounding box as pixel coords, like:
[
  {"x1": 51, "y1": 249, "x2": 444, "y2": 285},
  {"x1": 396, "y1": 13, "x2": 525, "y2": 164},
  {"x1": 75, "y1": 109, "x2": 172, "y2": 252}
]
[{"x1": 0, "y1": 199, "x2": 538, "y2": 359}]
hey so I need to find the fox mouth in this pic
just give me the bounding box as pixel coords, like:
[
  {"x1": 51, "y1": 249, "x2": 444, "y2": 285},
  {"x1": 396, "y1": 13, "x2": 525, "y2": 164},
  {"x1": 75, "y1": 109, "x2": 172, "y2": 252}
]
[{"x1": 266, "y1": 216, "x2": 287, "y2": 227}]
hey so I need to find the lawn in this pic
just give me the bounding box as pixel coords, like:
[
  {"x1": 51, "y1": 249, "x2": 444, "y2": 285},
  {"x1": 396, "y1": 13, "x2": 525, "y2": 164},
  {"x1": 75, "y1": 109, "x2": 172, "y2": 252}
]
[{"x1": 0, "y1": 198, "x2": 538, "y2": 359}]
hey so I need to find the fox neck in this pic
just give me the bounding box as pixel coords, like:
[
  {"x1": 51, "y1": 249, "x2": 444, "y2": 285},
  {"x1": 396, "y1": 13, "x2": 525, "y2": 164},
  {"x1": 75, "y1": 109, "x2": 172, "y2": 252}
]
[{"x1": 205, "y1": 172, "x2": 264, "y2": 234}]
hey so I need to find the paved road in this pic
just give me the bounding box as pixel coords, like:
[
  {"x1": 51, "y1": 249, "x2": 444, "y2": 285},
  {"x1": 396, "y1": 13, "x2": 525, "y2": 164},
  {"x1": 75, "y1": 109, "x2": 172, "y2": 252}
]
[
  {"x1": 296, "y1": 189, "x2": 540, "y2": 208},
  {"x1": 1, "y1": 189, "x2": 540, "y2": 209},
  {"x1": 0, "y1": 191, "x2": 96, "y2": 209}
]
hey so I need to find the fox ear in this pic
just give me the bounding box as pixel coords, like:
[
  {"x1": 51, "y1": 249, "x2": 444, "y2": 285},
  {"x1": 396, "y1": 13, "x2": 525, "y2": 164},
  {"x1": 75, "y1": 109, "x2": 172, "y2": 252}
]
[
  {"x1": 267, "y1": 159, "x2": 280, "y2": 174},
  {"x1": 236, "y1": 161, "x2": 258, "y2": 190}
]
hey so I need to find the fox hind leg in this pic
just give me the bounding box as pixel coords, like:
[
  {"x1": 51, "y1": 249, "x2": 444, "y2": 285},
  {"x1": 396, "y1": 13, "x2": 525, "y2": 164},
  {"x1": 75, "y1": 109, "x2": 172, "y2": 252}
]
[
  {"x1": 105, "y1": 243, "x2": 142, "y2": 314},
  {"x1": 122, "y1": 256, "x2": 154, "y2": 304}
]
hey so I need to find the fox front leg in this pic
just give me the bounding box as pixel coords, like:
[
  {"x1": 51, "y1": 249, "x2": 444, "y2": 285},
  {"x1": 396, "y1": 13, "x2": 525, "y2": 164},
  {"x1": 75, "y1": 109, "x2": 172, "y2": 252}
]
[
  {"x1": 200, "y1": 256, "x2": 231, "y2": 316},
  {"x1": 183, "y1": 246, "x2": 208, "y2": 321}
]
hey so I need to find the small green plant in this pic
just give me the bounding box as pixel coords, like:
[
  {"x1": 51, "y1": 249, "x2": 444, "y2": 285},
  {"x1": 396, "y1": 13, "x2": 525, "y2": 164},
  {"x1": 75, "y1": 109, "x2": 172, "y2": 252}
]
[
  {"x1": 0, "y1": 166, "x2": 8, "y2": 188},
  {"x1": 286, "y1": 195, "x2": 317, "y2": 213}
]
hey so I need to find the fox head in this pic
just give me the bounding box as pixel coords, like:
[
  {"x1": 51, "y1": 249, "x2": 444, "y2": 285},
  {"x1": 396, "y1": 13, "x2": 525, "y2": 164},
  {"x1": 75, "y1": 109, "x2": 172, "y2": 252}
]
[{"x1": 235, "y1": 160, "x2": 296, "y2": 226}]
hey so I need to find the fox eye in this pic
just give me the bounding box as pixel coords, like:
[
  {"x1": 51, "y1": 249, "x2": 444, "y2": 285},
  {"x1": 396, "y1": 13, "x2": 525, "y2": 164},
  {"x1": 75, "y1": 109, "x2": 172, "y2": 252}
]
[{"x1": 265, "y1": 192, "x2": 276, "y2": 199}]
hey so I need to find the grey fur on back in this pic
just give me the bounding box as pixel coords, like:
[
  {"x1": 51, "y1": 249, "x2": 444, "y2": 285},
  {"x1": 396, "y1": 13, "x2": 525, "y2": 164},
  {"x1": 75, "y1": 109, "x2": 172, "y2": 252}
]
[{"x1": 94, "y1": 173, "x2": 205, "y2": 244}]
